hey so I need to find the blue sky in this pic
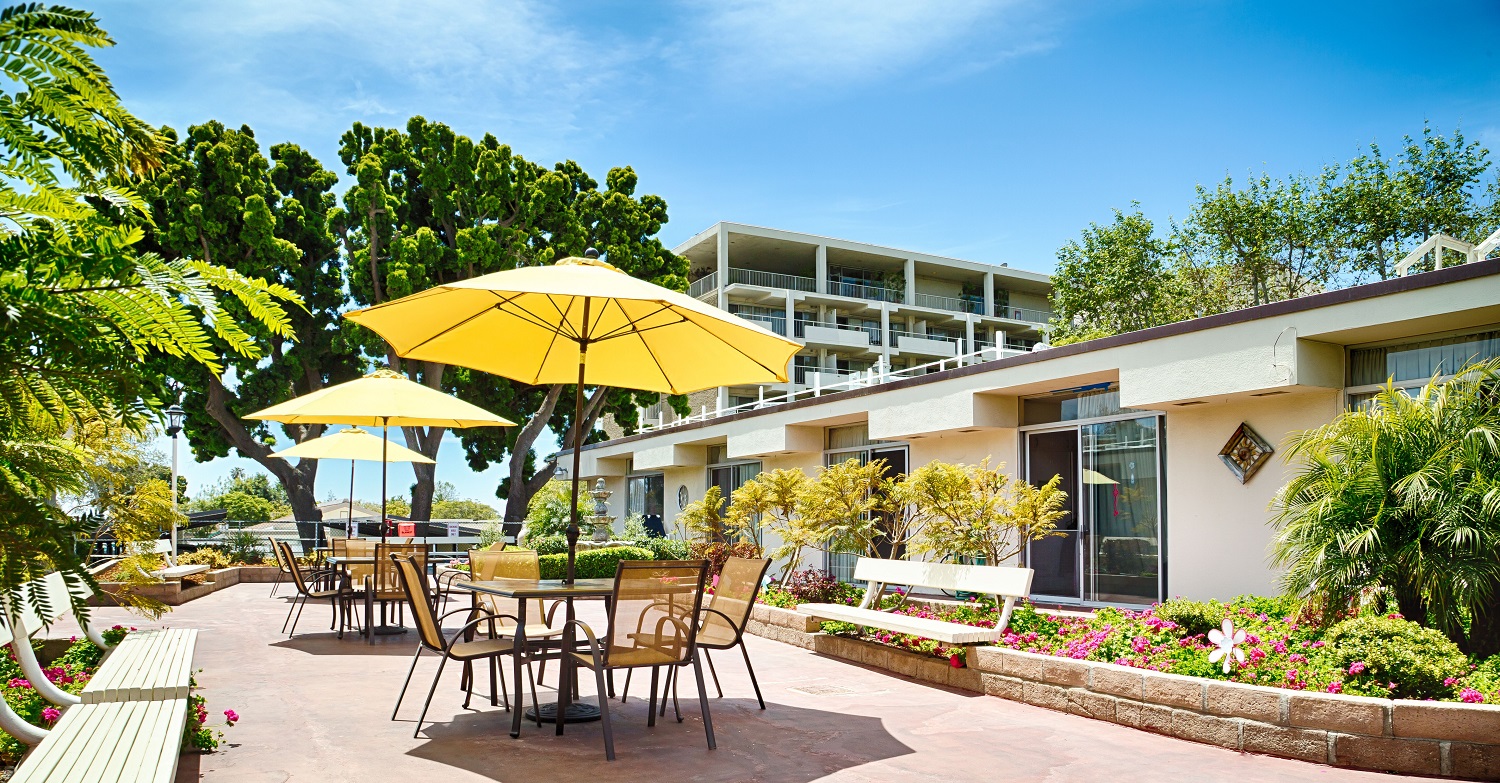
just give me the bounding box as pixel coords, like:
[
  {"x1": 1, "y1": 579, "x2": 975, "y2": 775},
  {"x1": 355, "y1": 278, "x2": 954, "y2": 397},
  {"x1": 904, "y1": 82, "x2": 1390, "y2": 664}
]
[{"x1": 110, "y1": 0, "x2": 1500, "y2": 507}]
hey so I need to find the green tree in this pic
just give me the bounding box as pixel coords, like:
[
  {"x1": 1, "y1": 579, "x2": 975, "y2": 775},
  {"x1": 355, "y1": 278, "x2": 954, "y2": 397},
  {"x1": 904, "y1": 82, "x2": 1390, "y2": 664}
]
[
  {"x1": 907, "y1": 459, "x2": 1067, "y2": 569},
  {"x1": 728, "y1": 467, "x2": 809, "y2": 570},
  {"x1": 136, "y1": 122, "x2": 361, "y2": 526},
  {"x1": 1271, "y1": 360, "x2": 1500, "y2": 656},
  {"x1": 431, "y1": 498, "x2": 498, "y2": 520},
  {"x1": 333, "y1": 116, "x2": 686, "y2": 522},
  {"x1": 220, "y1": 491, "x2": 275, "y2": 523},
  {"x1": 1049, "y1": 207, "x2": 1183, "y2": 342}
]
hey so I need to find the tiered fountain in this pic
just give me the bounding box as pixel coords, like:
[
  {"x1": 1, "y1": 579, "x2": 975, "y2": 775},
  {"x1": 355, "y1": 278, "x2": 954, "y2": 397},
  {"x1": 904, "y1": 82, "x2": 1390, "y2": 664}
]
[{"x1": 585, "y1": 477, "x2": 615, "y2": 542}]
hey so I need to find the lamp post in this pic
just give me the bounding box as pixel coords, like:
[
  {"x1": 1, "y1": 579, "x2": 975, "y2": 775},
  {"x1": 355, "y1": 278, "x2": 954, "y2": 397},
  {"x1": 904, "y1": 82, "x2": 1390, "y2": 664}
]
[{"x1": 165, "y1": 404, "x2": 185, "y2": 558}]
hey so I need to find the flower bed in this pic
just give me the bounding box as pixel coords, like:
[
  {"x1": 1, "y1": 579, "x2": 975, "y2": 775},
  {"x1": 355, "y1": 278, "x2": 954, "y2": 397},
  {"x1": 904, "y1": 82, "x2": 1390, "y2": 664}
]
[
  {"x1": 1, "y1": 626, "x2": 238, "y2": 767},
  {"x1": 758, "y1": 583, "x2": 1500, "y2": 703}
]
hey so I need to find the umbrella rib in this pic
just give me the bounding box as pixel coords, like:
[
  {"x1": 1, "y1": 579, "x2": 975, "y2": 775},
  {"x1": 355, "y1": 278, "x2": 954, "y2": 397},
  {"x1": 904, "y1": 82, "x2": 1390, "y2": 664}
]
[
  {"x1": 489, "y1": 292, "x2": 581, "y2": 340},
  {"x1": 542, "y1": 294, "x2": 584, "y2": 341},
  {"x1": 589, "y1": 302, "x2": 678, "y2": 342},
  {"x1": 402, "y1": 295, "x2": 521, "y2": 355},
  {"x1": 592, "y1": 315, "x2": 690, "y2": 344},
  {"x1": 631, "y1": 318, "x2": 677, "y2": 392},
  {"x1": 672, "y1": 306, "x2": 789, "y2": 379}
]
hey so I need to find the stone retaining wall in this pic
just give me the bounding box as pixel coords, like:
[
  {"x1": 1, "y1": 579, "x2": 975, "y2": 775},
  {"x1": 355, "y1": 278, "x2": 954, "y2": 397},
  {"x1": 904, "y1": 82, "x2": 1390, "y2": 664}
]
[
  {"x1": 92, "y1": 565, "x2": 282, "y2": 606},
  {"x1": 747, "y1": 604, "x2": 1500, "y2": 780}
]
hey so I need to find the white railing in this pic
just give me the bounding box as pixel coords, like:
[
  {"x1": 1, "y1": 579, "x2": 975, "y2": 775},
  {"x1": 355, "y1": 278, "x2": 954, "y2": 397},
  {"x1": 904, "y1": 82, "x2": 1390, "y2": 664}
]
[
  {"x1": 638, "y1": 345, "x2": 1031, "y2": 433},
  {"x1": 732, "y1": 311, "x2": 788, "y2": 336},
  {"x1": 995, "y1": 305, "x2": 1053, "y2": 325},
  {"x1": 826, "y1": 279, "x2": 904, "y2": 304},
  {"x1": 913, "y1": 291, "x2": 985, "y2": 315},
  {"x1": 728, "y1": 267, "x2": 817, "y2": 292},
  {"x1": 1395, "y1": 226, "x2": 1500, "y2": 276},
  {"x1": 796, "y1": 319, "x2": 882, "y2": 345},
  {"x1": 688, "y1": 272, "x2": 719, "y2": 300}
]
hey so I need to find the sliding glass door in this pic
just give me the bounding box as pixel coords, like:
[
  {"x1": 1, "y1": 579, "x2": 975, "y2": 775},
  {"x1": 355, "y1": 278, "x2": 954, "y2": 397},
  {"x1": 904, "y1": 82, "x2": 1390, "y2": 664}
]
[{"x1": 1025, "y1": 415, "x2": 1163, "y2": 605}]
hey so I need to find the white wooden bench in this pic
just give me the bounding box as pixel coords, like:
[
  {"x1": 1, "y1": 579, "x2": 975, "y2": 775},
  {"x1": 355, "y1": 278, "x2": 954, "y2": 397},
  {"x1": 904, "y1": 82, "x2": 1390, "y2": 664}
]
[
  {"x1": 797, "y1": 557, "x2": 1033, "y2": 646},
  {"x1": 143, "y1": 539, "x2": 210, "y2": 580},
  {"x1": 10, "y1": 698, "x2": 189, "y2": 783},
  {"x1": 2, "y1": 571, "x2": 199, "y2": 783}
]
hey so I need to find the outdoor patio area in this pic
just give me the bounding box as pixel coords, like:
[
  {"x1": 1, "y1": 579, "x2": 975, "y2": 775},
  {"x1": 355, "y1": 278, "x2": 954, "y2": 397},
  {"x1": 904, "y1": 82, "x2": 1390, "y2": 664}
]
[{"x1": 45, "y1": 585, "x2": 1401, "y2": 783}]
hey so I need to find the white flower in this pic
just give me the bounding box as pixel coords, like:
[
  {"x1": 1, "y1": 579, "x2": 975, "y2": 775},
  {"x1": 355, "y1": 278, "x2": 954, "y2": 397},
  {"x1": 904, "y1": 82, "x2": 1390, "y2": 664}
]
[{"x1": 1207, "y1": 618, "x2": 1246, "y2": 673}]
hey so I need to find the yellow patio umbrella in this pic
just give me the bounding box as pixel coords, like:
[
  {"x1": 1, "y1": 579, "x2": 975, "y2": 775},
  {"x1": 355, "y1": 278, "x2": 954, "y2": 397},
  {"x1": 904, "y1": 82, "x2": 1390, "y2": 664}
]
[
  {"x1": 345, "y1": 250, "x2": 801, "y2": 582},
  {"x1": 246, "y1": 369, "x2": 513, "y2": 538},
  {"x1": 271, "y1": 427, "x2": 435, "y2": 538}
]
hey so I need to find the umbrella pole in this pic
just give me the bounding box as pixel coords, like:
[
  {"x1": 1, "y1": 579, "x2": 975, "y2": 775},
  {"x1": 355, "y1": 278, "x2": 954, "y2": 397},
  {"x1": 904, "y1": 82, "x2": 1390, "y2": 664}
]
[
  {"x1": 566, "y1": 345, "x2": 586, "y2": 585},
  {"x1": 348, "y1": 460, "x2": 356, "y2": 537},
  {"x1": 381, "y1": 416, "x2": 389, "y2": 543}
]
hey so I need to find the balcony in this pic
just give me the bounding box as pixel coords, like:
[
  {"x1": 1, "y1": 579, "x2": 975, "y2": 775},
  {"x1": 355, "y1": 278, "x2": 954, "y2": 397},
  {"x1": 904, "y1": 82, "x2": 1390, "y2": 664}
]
[
  {"x1": 912, "y1": 291, "x2": 985, "y2": 315},
  {"x1": 892, "y1": 330, "x2": 959, "y2": 358},
  {"x1": 687, "y1": 272, "x2": 718, "y2": 301},
  {"x1": 727, "y1": 267, "x2": 817, "y2": 292},
  {"x1": 825, "y1": 279, "x2": 904, "y2": 304},
  {"x1": 995, "y1": 305, "x2": 1054, "y2": 325},
  {"x1": 730, "y1": 311, "x2": 787, "y2": 336},
  {"x1": 796, "y1": 320, "x2": 880, "y2": 348}
]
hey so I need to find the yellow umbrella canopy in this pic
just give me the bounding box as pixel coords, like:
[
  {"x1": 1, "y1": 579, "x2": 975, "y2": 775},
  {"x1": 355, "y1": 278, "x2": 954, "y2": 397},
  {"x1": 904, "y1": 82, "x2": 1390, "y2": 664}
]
[
  {"x1": 344, "y1": 251, "x2": 802, "y2": 583},
  {"x1": 245, "y1": 369, "x2": 516, "y2": 428},
  {"x1": 342, "y1": 254, "x2": 802, "y2": 393},
  {"x1": 270, "y1": 427, "x2": 435, "y2": 464}
]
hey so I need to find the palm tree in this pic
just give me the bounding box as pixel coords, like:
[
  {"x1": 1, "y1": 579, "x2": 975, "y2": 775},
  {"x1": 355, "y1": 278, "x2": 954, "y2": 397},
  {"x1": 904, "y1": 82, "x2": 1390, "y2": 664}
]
[{"x1": 1271, "y1": 359, "x2": 1500, "y2": 655}]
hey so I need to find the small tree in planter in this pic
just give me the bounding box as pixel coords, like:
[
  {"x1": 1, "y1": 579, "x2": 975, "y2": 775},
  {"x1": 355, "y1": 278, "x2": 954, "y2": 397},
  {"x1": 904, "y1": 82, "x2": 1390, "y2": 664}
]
[
  {"x1": 797, "y1": 458, "x2": 893, "y2": 559},
  {"x1": 728, "y1": 467, "x2": 810, "y2": 582}
]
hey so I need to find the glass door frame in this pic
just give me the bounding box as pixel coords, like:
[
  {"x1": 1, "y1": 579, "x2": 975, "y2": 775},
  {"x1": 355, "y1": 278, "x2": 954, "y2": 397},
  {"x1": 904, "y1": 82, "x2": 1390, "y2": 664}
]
[{"x1": 1020, "y1": 410, "x2": 1166, "y2": 609}]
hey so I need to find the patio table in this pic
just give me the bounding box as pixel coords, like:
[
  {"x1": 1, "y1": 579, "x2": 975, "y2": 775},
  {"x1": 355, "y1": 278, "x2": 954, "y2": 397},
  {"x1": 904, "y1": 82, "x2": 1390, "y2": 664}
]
[
  {"x1": 325, "y1": 555, "x2": 416, "y2": 642},
  {"x1": 454, "y1": 578, "x2": 615, "y2": 739}
]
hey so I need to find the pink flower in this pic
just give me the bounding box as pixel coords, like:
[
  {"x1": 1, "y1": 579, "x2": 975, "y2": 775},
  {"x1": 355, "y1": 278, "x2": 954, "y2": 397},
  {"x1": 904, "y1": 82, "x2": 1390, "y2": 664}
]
[
  {"x1": 7, "y1": 678, "x2": 30, "y2": 689},
  {"x1": 1348, "y1": 661, "x2": 1366, "y2": 675},
  {"x1": 948, "y1": 654, "x2": 963, "y2": 668},
  {"x1": 1460, "y1": 689, "x2": 1485, "y2": 704},
  {"x1": 41, "y1": 707, "x2": 60, "y2": 723},
  {"x1": 223, "y1": 709, "x2": 239, "y2": 724},
  {"x1": 1444, "y1": 677, "x2": 1459, "y2": 687},
  {"x1": 1285, "y1": 669, "x2": 1298, "y2": 682},
  {"x1": 1325, "y1": 682, "x2": 1343, "y2": 694}
]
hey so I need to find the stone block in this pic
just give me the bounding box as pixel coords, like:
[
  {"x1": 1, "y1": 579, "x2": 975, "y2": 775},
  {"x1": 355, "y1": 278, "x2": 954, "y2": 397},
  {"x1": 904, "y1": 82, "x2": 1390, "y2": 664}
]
[
  {"x1": 1240, "y1": 722, "x2": 1328, "y2": 763},
  {"x1": 1392, "y1": 700, "x2": 1500, "y2": 744},
  {"x1": 1041, "y1": 656, "x2": 1089, "y2": 688},
  {"x1": 1089, "y1": 663, "x2": 1144, "y2": 701},
  {"x1": 1113, "y1": 699, "x2": 1143, "y2": 728},
  {"x1": 1332, "y1": 734, "x2": 1441, "y2": 776},
  {"x1": 1205, "y1": 681, "x2": 1283, "y2": 724},
  {"x1": 1140, "y1": 670, "x2": 1204, "y2": 711},
  {"x1": 971, "y1": 646, "x2": 1005, "y2": 674},
  {"x1": 1067, "y1": 688, "x2": 1115, "y2": 722},
  {"x1": 1000, "y1": 649, "x2": 1046, "y2": 681},
  {"x1": 1137, "y1": 702, "x2": 1174, "y2": 734},
  {"x1": 1170, "y1": 709, "x2": 1240, "y2": 749},
  {"x1": 1022, "y1": 680, "x2": 1069, "y2": 712},
  {"x1": 947, "y1": 666, "x2": 982, "y2": 693},
  {"x1": 981, "y1": 673, "x2": 1023, "y2": 701},
  {"x1": 1449, "y1": 742, "x2": 1500, "y2": 781},
  {"x1": 1288, "y1": 692, "x2": 1387, "y2": 736}
]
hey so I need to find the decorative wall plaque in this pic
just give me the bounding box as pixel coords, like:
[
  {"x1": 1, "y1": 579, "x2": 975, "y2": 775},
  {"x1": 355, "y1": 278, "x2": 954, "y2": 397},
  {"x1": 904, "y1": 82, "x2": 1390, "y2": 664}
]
[
  {"x1": 1218, "y1": 422, "x2": 1273, "y2": 483},
  {"x1": 677, "y1": 485, "x2": 690, "y2": 511}
]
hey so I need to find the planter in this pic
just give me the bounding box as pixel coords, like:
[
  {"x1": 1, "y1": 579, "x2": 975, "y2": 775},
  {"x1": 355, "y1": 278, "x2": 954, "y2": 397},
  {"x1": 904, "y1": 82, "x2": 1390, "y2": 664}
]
[
  {"x1": 89, "y1": 565, "x2": 272, "y2": 607},
  {"x1": 746, "y1": 607, "x2": 1500, "y2": 780}
]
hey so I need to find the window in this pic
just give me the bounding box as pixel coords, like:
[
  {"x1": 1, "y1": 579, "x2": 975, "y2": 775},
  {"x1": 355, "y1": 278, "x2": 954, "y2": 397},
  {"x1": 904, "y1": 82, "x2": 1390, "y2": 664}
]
[
  {"x1": 1346, "y1": 328, "x2": 1500, "y2": 408},
  {"x1": 1023, "y1": 383, "x2": 1143, "y2": 426},
  {"x1": 625, "y1": 473, "x2": 664, "y2": 536},
  {"x1": 706, "y1": 449, "x2": 762, "y2": 539},
  {"x1": 822, "y1": 424, "x2": 908, "y2": 581}
]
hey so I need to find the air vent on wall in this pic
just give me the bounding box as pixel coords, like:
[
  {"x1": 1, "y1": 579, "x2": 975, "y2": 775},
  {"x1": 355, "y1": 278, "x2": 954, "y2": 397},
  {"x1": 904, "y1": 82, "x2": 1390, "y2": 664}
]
[
  {"x1": 1250, "y1": 390, "x2": 1289, "y2": 397},
  {"x1": 1175, "y1": 400, "x2": 1208, "y2": 407}
]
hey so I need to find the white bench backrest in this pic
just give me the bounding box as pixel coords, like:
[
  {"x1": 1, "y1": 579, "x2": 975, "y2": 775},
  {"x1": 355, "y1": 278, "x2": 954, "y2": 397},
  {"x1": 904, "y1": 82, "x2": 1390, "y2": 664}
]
[
  {"x1": 2, "y1": 570, "x2": 96, "y2": 638},
  {"x1": 853, "y1": 557, "x2": 1033, "y2": 598}
]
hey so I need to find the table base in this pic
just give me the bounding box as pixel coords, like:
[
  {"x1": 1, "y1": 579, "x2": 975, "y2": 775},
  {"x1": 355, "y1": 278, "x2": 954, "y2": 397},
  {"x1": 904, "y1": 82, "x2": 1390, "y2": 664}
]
[
  {"x1": 370, "y1": 625, "x2": 407, "y2": 636},
  {"x1": 524, "y1": 702, "x2": 601, "y2": 723}
]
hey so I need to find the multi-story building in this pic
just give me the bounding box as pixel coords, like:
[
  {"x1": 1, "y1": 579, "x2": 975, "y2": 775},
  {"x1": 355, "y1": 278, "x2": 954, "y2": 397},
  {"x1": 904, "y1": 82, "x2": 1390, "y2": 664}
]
[{"x1": 673, "y1": 222, "x2": 1054, "y2": 415}]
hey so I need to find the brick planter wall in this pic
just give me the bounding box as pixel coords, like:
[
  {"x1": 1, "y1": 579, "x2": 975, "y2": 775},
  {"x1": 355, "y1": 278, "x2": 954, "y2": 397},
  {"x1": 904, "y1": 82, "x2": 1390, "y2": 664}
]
[
  {"x1": 746, "y1": 605, "x2": 1500, "y2": 780},
  {"x1": 91, "y1": 565, "x2": 280, "y2": 606}
]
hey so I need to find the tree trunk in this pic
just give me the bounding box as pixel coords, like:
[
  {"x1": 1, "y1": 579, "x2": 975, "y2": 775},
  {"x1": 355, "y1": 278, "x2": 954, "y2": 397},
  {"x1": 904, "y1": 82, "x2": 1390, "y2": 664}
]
[
  {"x1": 1464, "y1": 601, "x2": 1500, "y2": 659},
  {"x1": 409, "y1": 461, "x2": 436, "y2": 521}
]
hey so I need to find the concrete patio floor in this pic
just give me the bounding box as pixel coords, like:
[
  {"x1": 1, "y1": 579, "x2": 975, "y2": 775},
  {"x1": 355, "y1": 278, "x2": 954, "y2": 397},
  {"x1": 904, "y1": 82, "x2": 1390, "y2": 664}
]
[{"x1": 45, "y1": 584, "x2": 1409, "y2": 783}]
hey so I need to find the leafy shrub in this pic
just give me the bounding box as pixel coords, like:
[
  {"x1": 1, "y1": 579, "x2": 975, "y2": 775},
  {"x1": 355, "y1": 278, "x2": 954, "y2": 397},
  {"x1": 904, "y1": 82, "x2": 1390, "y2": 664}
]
[
  {"x1": 1462, "y1": 655, "x2": 1500, "y2": 703},
  {"x1": 781, "y1": 569, "x2": 862, "y2": 606},
  {"x1": 1325, "y1": 615, "x2": 1469, "y2": 699},
  {"x1": 633, "y1": 537, "x2": 689, "y2": 560},
  {"x1": 689, "y1": 541, "x2": 763, "y2": 576},
  {"x1": 525, "y1": 534, "x2": 569, "y2": 555},
  {"x1": 537, "y1": 546, "x2": 654, "y2": 580},
  {"x1": 178, "y1": 548, "x2": 231, "y2": 569},
  {"x1": 1155, "y1": 598, "x2": 1225, "y2": 636}
]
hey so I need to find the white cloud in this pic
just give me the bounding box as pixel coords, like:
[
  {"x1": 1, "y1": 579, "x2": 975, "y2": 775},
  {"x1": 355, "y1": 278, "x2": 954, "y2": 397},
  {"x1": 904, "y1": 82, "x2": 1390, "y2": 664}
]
[{"x1": 675, "y1": 0, "x2": 1050, "y2": 89}]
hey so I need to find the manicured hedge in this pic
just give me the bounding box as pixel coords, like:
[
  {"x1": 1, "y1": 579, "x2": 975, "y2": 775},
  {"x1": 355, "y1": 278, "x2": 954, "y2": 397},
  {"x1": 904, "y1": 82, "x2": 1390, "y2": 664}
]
[{"x1": 537, "y1": 546, "x2": 655, "y2": 580}]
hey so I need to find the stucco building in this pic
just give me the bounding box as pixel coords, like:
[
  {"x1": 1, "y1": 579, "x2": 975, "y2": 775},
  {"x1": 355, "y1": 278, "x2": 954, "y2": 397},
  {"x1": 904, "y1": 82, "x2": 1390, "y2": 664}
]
[{"x1": 579, "y1": 251, "x2": 1500, "y2": 609}]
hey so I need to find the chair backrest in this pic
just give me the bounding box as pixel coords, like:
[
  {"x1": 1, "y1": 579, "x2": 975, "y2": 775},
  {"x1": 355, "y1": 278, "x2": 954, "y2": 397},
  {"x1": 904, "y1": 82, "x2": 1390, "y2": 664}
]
[
  {"x1": 469, "y1": 549, "x2": 545, "y2": 629},
  {"x1": 279, "y1": 542, "x2": 317, "y2": 595},
  {"x1": 852, "y1": 557, "x2": 1033, "y2": 598},
  {"x1": 269, "y1": 537, "x2": 291, "y2": 573},
  {"x1": 700, "y1": 557, "x2": 771, "y2": 646},
  {"x1": 389, "y1": 554, "x2": 446, "y2": 652},
  {"x1": 604, "y1": 560, "x2": 709, "y2": 667},
  {"x1": 374, "y1": 543, "x2": 427, "y2": 598},
  {"x1": 344, "y1": 539, "x2": 376, "y2": 588}
]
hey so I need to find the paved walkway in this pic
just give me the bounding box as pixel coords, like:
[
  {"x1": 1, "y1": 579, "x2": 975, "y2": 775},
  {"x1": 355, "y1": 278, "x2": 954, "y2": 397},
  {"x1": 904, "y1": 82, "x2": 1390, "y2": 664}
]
[{"x1": 47, "y1": 585, "x2": 1405, "y2": 783}]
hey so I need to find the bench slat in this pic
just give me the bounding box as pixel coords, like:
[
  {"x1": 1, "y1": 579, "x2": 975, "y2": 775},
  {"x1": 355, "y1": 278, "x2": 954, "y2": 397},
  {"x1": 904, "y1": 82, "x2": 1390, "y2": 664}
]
[
  {"x1": 82, "y1": 629, "x2": 196, "y2": 704},
  {"x1": 797, "y1": 603, "x2": 1004, "y2": 644},
  {"x1": 13, "y1": 699, "x2": 187, "y2": 783},
  {"x1": 852, "y1": 558, "x2": 1032, "y2": 597}
]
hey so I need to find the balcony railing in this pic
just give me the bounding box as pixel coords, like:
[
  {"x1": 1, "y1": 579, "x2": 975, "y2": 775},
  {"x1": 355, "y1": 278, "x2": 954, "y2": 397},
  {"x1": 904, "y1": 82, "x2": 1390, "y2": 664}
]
[
  {"x1": 995, "y1": 305, "x2": 1054, "y2": 325},
  {"x1": 795, "y1": 319, "x2": 882, "y2": 346},
  {"x1": 825, "y1": 279, "x2": 904, "y2": 304},
  {"x1": 727, "y1": 268, "x2": 817, "y2": 292},
  {"x1": 913, "y1": 292, "x2": 985, "y2": 315},
  {"x1": 687, "y1": 272, "x2": 718, "y2": 301},
  {"x1": 731, "y1": 311, "x2": 787, "y2": 336}
]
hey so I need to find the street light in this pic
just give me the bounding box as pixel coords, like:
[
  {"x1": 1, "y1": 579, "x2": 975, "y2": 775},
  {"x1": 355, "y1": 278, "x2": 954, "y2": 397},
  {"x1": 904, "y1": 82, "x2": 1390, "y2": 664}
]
[{"x1": 165, "y1": 404, "x2": 185, "y2": 558}]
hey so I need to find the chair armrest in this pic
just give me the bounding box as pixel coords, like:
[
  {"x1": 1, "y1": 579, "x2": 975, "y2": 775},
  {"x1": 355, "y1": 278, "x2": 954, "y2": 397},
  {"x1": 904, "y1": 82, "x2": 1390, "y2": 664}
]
[
  {"x1": 563, "y1": 619, "x2": 605, "y2": 668},
  {"x1": 443, "y1": 610, "x2": 522, "y2": 653},
  {"x1": 698, "y1": 606, "x2": 743, "y2": 637}
]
